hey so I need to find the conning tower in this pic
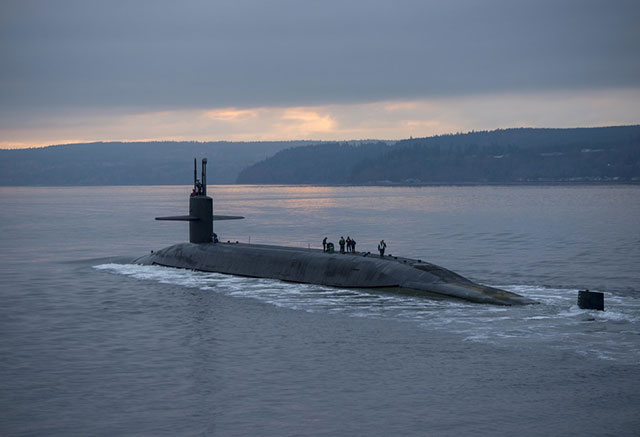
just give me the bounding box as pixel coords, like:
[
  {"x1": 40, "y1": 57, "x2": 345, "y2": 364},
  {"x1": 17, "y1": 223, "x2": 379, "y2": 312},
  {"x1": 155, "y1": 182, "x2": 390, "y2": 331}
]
[{"x1": 156, "y1": 158, "x2": 243, "y2": 243}]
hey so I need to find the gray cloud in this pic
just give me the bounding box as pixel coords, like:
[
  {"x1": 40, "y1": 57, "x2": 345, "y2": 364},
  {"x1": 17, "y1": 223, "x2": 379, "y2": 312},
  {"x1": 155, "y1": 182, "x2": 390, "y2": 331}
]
[{"x1": 1, "y1": 0, "x2": 639, "y2": 112}]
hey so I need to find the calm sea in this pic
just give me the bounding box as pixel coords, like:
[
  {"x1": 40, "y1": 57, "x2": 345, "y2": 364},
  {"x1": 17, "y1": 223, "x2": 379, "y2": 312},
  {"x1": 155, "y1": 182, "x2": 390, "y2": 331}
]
[{"x1": 1, "y1": 185, "x2": 639, "y2": 436}]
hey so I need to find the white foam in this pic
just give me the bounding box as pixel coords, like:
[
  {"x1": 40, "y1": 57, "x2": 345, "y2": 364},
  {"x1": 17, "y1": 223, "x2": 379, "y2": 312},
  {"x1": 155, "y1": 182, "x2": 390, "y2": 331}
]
[{"x1": 94, "y1": 263, "x2": 640, "y2": 363}]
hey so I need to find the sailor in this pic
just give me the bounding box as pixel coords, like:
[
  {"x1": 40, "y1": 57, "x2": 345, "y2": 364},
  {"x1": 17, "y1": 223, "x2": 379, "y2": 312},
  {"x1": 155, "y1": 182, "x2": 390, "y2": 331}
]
[
  {"x1": 322, "y1": 237, "x2": 328, "y2": 252},
  {"x1": 351, "y1": 238, "x2": 356, "y2": 253},
  {"x1": 378, "y1": 239, "x2": 386, "y2": 257},
  {"x1": 195, "y1": 179, "x2": 203, "y2": 195},
  {"x1": 346, "y1": 236, "x2": 352, "y2": 252},
  {"x1": 213, "y1": 232, "x2": 219, "y2": 243},
  {"x1": 339, "y1": 236, "x2": 346, "y2": 254}
]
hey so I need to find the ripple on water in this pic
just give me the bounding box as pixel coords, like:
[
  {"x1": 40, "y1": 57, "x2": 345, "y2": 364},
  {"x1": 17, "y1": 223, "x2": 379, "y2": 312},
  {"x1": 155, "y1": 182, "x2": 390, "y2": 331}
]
[{"x1": 93, "y1": 263, "x2": 640, "y2": 364}]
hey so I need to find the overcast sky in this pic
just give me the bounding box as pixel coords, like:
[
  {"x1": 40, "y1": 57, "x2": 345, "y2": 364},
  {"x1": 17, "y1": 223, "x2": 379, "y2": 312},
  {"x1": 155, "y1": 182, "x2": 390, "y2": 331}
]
[{"x1": 1, "y1": 0, "x2": 639, "y2": 148}]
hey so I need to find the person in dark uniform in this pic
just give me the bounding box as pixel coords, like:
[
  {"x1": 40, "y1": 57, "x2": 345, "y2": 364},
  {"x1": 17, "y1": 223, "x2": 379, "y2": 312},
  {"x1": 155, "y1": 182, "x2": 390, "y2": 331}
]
[
  {"x1": 378, "y1": 239, "x2": 386, "y2": 257},
  {"x1": 339, "y1": 236, "x2": 346, "y2": 254},
  {"x1": 322, "y1": 237, "x2": 328, "y2": 252}
]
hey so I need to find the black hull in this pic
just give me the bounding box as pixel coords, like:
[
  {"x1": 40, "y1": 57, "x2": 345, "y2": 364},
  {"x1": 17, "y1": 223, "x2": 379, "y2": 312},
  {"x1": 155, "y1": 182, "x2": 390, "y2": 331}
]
[{"x1": 135, "y1": 242, "x2": 536, "y2": 306}]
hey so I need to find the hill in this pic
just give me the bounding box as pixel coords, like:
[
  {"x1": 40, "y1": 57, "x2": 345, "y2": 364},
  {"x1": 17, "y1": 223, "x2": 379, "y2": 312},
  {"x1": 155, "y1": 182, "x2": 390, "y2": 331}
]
[
  {"x1": 0, "y1": 140, "x2": 318, "y2": 186},
  {"x1": 236, "y1": 142, "x2": 391, "y2": 184},
  {"x1": 2, "y1": 126, "x2": 638, "y2": 186},
  {"x1": 237, "y1": 126, "x2": 640, "y2": 185}
]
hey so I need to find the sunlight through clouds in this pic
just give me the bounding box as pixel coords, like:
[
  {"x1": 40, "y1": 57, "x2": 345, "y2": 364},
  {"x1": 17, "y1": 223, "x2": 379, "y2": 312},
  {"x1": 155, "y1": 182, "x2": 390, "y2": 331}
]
[
  {"x1": 278, "y1": 108, "x2": 337, "y2": 136},
  {"x1": 1, "y1": 89, "x2": 640, "y2": 148},
  {"x1": 203, "y1": 108, "x2": 260, "y2": 121}
]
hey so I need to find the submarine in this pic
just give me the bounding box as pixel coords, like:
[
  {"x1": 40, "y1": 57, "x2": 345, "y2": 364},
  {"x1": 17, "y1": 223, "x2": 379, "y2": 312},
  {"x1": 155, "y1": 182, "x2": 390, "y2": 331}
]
[{"x1": 135, "y1": 159, "x2": 536, "y2": 306}]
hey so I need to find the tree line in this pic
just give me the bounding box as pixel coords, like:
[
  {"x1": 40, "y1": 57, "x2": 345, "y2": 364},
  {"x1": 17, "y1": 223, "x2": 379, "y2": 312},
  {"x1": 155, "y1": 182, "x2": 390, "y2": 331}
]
[{"x1": 236, "y1": 126, "x2": 640, "y2": 185}]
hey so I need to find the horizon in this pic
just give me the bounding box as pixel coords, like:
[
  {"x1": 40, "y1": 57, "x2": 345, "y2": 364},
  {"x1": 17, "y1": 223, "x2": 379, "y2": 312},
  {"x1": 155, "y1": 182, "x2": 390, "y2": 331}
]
[{"x1": 3, "y1": 123, "x2": 639, "y2": 151}]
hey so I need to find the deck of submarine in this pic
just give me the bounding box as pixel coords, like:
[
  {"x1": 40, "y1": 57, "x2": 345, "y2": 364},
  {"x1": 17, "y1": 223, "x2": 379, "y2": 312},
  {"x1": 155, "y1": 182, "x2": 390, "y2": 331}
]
[
  {"x1": 142, "y1": 241, "x2": 536, "y2": 305},
  {"x1": 214, "y1": 241, "x2": 433, "y2": 266}
]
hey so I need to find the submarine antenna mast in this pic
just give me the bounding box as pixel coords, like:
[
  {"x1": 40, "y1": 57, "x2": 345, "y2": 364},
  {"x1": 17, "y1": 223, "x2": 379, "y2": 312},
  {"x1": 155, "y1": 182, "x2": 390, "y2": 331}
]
[
  {"x1": 154, "y1": 158, "x2": 244, "y2": 244},
  {"x1": 202, "y1": 158, "x2": 207, "y2": 196}
]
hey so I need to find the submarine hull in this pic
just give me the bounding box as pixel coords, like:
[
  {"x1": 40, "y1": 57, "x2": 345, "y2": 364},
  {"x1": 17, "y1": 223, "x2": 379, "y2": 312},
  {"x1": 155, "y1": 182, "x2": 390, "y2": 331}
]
[{"x1": 135, "y1": 242, "x2": 536, "y2": 306}]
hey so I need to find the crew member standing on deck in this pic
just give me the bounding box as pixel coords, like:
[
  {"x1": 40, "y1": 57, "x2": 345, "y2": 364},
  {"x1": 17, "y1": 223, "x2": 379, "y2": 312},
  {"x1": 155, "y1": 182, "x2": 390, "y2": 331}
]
[
  {"x1": 339, "y1": 236, "x2": 346, "y2": 254},
  {"x1": 322, "y1": 237, "x2": 328, "y2": 252},
  {"x1": 378, "y1": 239, "x2": 386, "y2": 257}
]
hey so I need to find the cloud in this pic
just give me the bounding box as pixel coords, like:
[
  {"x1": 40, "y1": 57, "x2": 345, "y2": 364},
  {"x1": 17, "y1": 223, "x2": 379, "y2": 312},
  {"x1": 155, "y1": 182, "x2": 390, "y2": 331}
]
[
  {"x1": 1, "y1": 0, "x2": 638, "y2": 114},
  {"x1": 2, "y1": 89, "x2": 639, "y2": 148},
  {"x1": 384, "y1": 102, "x2": 421, "y2": 112},
  {"x1": 278, "y1": 108, "x2": 336, "y2": 136},
  {"x1": 203, "y1": 109, "x2": 260, "y2": 121},
  {"x1": 1, "y1": 1, "x2": 638, "y2": 147}
]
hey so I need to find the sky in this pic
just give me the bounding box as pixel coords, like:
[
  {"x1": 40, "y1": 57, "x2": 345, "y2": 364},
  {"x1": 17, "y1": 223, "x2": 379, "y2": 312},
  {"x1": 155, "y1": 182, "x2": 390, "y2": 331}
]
[{"x1": 1, "y1": 0, "x2": 639, "y2": 148}]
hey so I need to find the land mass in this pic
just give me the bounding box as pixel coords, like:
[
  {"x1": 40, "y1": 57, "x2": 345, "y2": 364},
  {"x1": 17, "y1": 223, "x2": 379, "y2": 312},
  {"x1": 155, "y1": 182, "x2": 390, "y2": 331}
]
[
  {"x1": 0, "y1": 140, "x2": 319, "y2": 186},
  {"x1": 1, "y1": 126, "x2": 638, "y2": 186},
  {"x1": 237, "y1": 126, "x2": 640, "y2": 185}
]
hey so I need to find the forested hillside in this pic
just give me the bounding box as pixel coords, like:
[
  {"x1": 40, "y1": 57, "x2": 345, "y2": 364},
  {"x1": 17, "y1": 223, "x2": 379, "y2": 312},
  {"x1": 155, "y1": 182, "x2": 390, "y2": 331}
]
[
  {"x1": 237, "y1": 126, "x2": 640, "y2": 185},
  {"x1": 0, "y1": 140, "x2": 317, "y2": 185},
  {"x1": 2, "y1": 126, "x2": 638, "y2": 186},
  {"x1": 236, "y1": 142, "x2": 391, "y2": 184}
]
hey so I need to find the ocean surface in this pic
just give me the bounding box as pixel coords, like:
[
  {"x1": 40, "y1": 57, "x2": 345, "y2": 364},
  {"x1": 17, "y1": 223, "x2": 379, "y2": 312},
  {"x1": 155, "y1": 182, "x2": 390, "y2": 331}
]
[{"x1": 1, "y1": 185, "x2": 639, "y2": 436}]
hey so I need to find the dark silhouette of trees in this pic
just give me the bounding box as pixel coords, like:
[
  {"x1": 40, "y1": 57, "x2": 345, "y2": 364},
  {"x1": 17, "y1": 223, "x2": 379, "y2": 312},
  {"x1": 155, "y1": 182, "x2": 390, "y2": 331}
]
[
  {"x1": 0, "y1": 140, "x2": 316, "y2": 186},
  {"x1": 238, "y1": 126, "x2": 640, "y2": 185},
  {"x1": 236, "y1": 142, "x2": 391, "y2": 184},
  {"x1": 2, "y1": 126, "x2": 638, "y2": 186}
]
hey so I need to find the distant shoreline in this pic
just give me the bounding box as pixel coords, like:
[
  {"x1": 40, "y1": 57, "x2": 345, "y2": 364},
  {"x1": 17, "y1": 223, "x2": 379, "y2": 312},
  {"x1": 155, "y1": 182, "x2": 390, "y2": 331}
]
[
  {"x1": 3, "y1": 126, "x2": 639, "y2": 186},
  {"x1": 2, "y1": 181, "x2": 639, "y2": 188}
]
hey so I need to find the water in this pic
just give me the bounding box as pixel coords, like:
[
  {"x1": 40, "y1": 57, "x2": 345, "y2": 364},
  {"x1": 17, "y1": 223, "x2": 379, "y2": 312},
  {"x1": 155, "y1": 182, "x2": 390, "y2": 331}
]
[{"x1": 1, "y1": 185, "x2": 639, "y2": 436}]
